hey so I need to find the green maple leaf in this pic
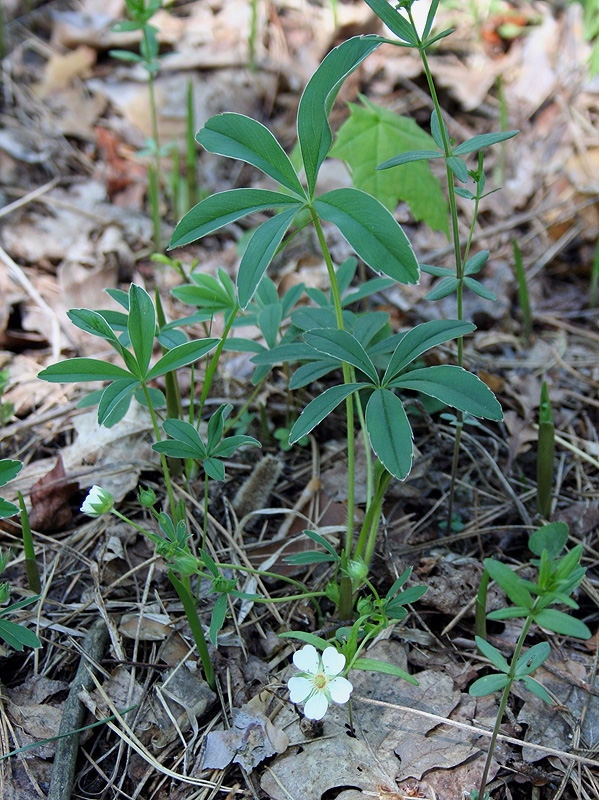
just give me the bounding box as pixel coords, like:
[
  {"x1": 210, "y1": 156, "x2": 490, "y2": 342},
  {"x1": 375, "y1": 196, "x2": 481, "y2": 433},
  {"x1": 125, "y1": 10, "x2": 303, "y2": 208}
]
[{"x1": 329, "y1": 95, "x2": 449, "y2": 237}]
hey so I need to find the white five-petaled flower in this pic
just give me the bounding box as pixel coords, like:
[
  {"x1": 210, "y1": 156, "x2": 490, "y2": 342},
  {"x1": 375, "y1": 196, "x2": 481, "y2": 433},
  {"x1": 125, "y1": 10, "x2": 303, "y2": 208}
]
[
  {"x1": 80, "y1": 485, "x2": 114, "y2": 517},
  {"x1": 288, "y1": 644, "x2": 353, "y2": 720}
]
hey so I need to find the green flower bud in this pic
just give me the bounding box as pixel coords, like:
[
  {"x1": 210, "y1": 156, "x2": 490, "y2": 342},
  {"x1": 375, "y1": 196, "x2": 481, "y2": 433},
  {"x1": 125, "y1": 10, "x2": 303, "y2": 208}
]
[
  {"x1": 138, "y1": 486, "x2": 157, "y2": 508},
  {"x1": 172, "y1": 551, "x2": 200, "y2": 577}
]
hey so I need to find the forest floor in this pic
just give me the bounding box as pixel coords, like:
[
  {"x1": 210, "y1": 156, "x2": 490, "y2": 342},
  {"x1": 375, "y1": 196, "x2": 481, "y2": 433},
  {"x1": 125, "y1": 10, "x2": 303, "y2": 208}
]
[{"x1": 1, "y1": 1, "x2": 599, "y2": 799}]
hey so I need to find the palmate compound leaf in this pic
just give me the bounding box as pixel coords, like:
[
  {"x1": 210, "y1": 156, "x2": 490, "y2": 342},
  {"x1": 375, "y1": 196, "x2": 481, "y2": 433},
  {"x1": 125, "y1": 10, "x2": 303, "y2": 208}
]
[
  {"x1": 297, "y1": 35, "x2": 383, "y2": 199},
  {"x1": 329, "y1": 96, "x2": 449, "y2": 236}
]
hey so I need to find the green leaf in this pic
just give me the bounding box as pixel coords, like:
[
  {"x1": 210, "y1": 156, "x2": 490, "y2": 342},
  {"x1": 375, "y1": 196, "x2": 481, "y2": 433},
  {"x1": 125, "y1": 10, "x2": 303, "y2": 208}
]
[
  {"x1": 156, "y1": 419, "x2": 206, "y2": 459},
  {"x1": 283, "y1": 551, "x2": 338, "y2": 565},
  {"x1": 514, "y1": 642, "x2": 550, "y2": 676},
  {"x1": 169, "y1": 189, "x2": 301, "y2": 249},
  {"x1": 361, "y1": 0, "x2": 417, "y2": 44},
  {"x1": 387, "y1": 585, "x2": 427, "y2": 607},
  {"x1": 237, "y1": 205, "x2": 301, "y2": 308},
  {"x1": 38, "y1": 359, "x2": 132, "y2": 383},
  {"x1": 469, "y1": 673, "x2": 510, "y2": 697},
  {"x1": 172, "y1": 272, "x2": 236, "y2": 313},
  {"x1": 529, "y1": 521, "x2": 569, "y2": 559},
  {"x1": 484, "y1": 558, "x2": 533, "y2": 609},
  {"x1": 329, "y1": 97, "x2": 448, "y2": 235},
  {"x1": 475, "y1": 636, "x2": 510, "y2": 673},
  {"x1": 520, "y1": 676, "x2": 552, "y2": 704},
  {"x1": 430, "y1": 110, "x2": 449, "y2": 150},
  {"x1": 212, "y1": 435, "x2": 261, "y2": 458},
  {"x1": 0, "y1": 498, "x2": 20, "y2": 519},
  {"x1": 259, "y1": 304, "x2": 283, "y2": 350},
  {"x1": 420, "y1": 264, "x2": 454, "y2": 277},
  {"x1": 303, "y1": 529, "x2": 339, "y2": 558},
  {"x1": 0, "y1": 618, "x2": 41, "y2": 651},
  {"x1": 204, "y1": 457, "x2": 225, "y2": 481},
  {"x1": 366, "y1": 388, "x2": 413, "y2": 480},
  {"x1": 313, "y1": 188, "x2": 419, "y2": 284},
  {"x1": 447, "y1": 155, "x2": 468, "y2": 182},
  {"x1": 464, "y1": 250, "x2": 490, "y2": 276},
  {"x1": 303, "y1": 329, "x2": 379, "y2": 384},
  {"x1": 289, "y1": 360, "x2": 338, "y2": 389},
  {"x1": 391, "y1": 365, "x2": 503, "y2": 420},
  {"x1": 128, "y1": 285, "x2": 156, "y2": 376},
  {"x1": 423, "y1": 0, "x2": 440, "y2": 39},
  {"x1": 98, "y1": 378, "x2": 139, "y2": 426},
  {"x1": 145, "y1": 339, "x2": 219, "y2": 380},
  {"x1": 453, "y1": 130, "x2": 519, "y2": 155},
  {"x1": 0, "y1": 460, "x2": 22, "y2": 488},
  {"x1": 288, "y1": 383, "x2": 368, "y2": 444},
  {"x1": 376, "y1": 150, "x2": 443, "y2": 169},
  {"x1": 67, "y1": 309, "x2": 121, "y2": 343},
  {"x1": 198, "y1": 113, "x2": 305, "y2": 197},
  {"x1": 278, "y1": 630, "x2": 330, "y2": 649},
  {"x1": 351, "y1": 657, "x2": 418, "y2": 685},
  {"x1": 383, "y1": 320, "x2": 475, "y2": 384},
  {"x1": 297, "y1": 35, "x2": 382, "y2": 198},
  {"x1": 109, "y1": 49, "x2": 144, "y2": 62},
  {"x1": 464, "y1": 277, "x2": 497, "y2": 302},
  {"x1": 385, "y1": 567, "x2": 412, "y2": 599},
  {"x1": 206, "y1": 404, "x2": 230, "y2": 453},
  {"x1": 533, "y1": 608, "x2": 591, "y2": 639},
  {"x1": 487, "y1": 606, "x2": 529, "y2": 620},
  {"x1": 425, "y1": 276, "x2": 460, "y2": 301},
  {"x1": 210, "y1": 593, "x2": 228, "y2": 646}
]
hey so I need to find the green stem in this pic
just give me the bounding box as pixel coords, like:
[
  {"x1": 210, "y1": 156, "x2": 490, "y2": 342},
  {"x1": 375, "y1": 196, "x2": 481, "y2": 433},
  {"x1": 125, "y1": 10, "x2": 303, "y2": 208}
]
[
  {"x1": 141, "y1": 382, "x2": 176, "y2": 516},
  {"x1": 197, "y1": 304, "x2": 239, "y2": 423},
  {"x1": 186, "y1": 78, "x2": 198, "y2": 209},
  {"x1": 310, "y1": 210, "x2": 355, "y2": 555},
  {"x1": 169, "y1": 570, "x2": 215, "y2": 690},
  {"x1": 18, "y1": 491, "x2": 40, "y2": 594},
  {"x1": 354, "y1": 463, "x2": 390, "y2": 563},
  {"x1": 223, "y1": 376, "x2": 268, "y2": 434},
  {"x1": 202, "y1": 473, "x2": 209, "y2": 550},
  {"x1": 475, "y1": 567, "x2": 489, "y2": 641},
  {"x1": 477, "y1": 616, "x2": 532, "y2": 799}
]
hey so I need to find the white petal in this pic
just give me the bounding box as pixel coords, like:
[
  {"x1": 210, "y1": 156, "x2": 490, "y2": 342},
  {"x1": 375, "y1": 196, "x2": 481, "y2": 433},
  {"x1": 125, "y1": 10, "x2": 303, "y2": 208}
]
[
  {"x1": 304, "y1": 691, "x2": 329, "y2": 720},
  {"x1": 329, "y1": 676, "x2": 353, "y2": 704},
  {"x1": 321, "y1": 647, "x2": 345, "y2": 676},
  {"x1": 293, "y1": 644, "x2": 319, "y2": 674},
  {"x1": 288, "y1": 676, "x2": 312, "y2": 703}
]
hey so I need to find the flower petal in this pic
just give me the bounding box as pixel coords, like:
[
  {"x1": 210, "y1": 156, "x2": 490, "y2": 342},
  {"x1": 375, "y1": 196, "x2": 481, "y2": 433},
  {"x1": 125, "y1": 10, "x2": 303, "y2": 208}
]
[
  {"x1": 293, "y1": 644, "x2": 319, "y2": 673},
  {"x1": 329, "y1": 676, "x2": 353, "y2": 704},
  {"x1": 304, "y1": 691, "x2": 329, "y2": 720},
  {"x1": 321, "y1": 646, "x2": 345, "y2": 676},
  {"x1": 288, "y1": 676, "x2": 313, "y2": 704}
]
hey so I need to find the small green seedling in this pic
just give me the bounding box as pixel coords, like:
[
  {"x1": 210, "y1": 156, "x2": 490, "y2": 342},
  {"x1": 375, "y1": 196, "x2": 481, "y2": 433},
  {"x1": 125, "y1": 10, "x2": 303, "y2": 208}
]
[
  {"x1": 536, "y1": 381, "x2": 555, "y2": 519},
  {"x1": 471, "y1": 521, "x2": 590, "y2": 799}
]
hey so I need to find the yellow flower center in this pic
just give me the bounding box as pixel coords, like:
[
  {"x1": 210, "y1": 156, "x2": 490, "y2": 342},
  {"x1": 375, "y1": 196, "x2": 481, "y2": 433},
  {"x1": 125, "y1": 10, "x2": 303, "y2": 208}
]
[{"x1": 313, "y1": 673, "x2": 327, "y2": 690}]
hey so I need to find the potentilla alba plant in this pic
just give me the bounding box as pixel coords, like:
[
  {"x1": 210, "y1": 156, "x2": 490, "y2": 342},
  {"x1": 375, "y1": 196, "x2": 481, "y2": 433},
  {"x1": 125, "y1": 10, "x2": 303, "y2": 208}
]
[
  {"x1": 80, "y1": 486, "x2": 114, "y2": 517},
  {"x1": 288, "y1": 644, "x2": 353, "y2": 720}
]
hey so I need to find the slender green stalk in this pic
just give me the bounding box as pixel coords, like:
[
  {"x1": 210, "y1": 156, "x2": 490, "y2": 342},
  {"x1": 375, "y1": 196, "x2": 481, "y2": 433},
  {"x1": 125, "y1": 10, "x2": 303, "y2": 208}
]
[
  {"x1": 494, "y1": 75, "x2": 507, "y2": 187},
  {"x1": 18, "y1": 491, "x2": 40, "y2": 594},
  {"x1": 474, "y1": 566, "x2": 489, "y2": 641},
  {"x1": 202, "y1": 473, "x2": 209, "y2": 550},
  {"x1": 186, "y1": 79, "x2": 198, "y2": 209},
  {"x1": 513, "y1": 239, "x2": 532, "y2": 344},
  {"x1": 477, "y1": 617, "x2": 532, "y2": 799},
  {"x1": 536, "y1": 381, "x2": 554, "y2": 519},
  {"x1": 197, "y1": 303, "x2": 239, "y2": 422},
  {"x1": 155, "y1": 289, "x2": 183, "y2": 421},
  {"x1": 311, "y1": 210, "x2": 356, "y2": 556},
  {"x1": 363, "y1": 469, "x2": 391, "y2": 568},
  {"x1": 169, "y1": 570, "x2": 215, "y2": 690},
  {"x1": 148, "y1": 164, "x2": 162, "y2": 253},
  {"x1": 223, "y1": 376, "x2": 267, "y2": 434},
  {"x1": 249, "y1": 0, "x2": 258, "y2": 71},
  {"x1": 141, "y1": 382, "x2": 176, "y2": 516}
]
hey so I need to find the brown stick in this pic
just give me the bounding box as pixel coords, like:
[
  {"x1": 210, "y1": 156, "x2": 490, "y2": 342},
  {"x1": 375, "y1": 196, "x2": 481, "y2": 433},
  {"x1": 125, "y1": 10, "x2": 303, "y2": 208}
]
[{"x1": 47, "y1": 619, "x2": 109, "y2": 800}]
